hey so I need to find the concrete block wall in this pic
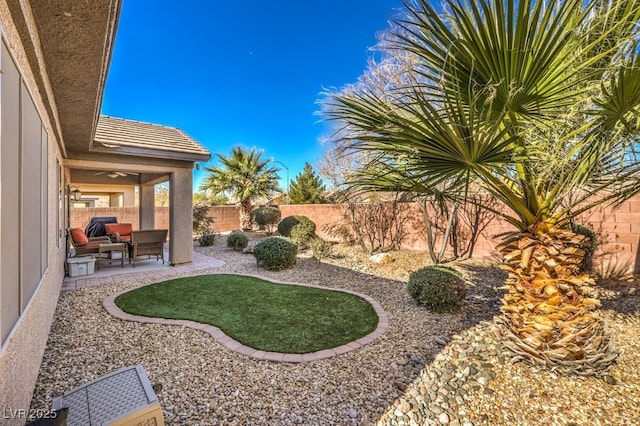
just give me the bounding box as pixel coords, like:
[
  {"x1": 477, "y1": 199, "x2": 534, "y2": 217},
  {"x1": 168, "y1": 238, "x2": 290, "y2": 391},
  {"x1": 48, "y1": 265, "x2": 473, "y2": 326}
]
[{"x1": 69, "y1": 207, "x2": 170, "y2": 232}]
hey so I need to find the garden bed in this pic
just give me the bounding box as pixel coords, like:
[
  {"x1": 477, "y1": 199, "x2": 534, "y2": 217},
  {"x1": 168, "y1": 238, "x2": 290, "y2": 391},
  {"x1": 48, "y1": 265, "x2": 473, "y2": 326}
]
[{"x1": 29, "y1": 233, "x2": 640, "y2": 425}]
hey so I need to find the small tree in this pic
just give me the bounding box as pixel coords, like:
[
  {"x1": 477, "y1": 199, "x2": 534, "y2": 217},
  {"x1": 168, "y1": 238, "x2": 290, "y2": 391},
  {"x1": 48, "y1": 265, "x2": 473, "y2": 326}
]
[
  {"x1": 193, "y1": 203, "x2": 215, "y2": 237},
  {"x1": 323, "y1": 0, "x2": 640, "y2": 376},
  {"x1": 193, "y1": 190, "x2": 228, "y2": 205},
  {"x1": 289, "y1": 163, "x2": 327, "y2": 204},
  {"x1": 155, "y1": 183, "x2": 169, "y2": 207},
  {"x1": 199, "y1": 146, "x2": 280, "y2": 230}
]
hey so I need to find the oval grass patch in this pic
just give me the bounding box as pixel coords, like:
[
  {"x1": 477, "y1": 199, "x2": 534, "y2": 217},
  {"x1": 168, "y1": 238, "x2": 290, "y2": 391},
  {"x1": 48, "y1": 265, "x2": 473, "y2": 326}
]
[{"x1": 114, "y1": 274, "x2": 379, "y2": 354}]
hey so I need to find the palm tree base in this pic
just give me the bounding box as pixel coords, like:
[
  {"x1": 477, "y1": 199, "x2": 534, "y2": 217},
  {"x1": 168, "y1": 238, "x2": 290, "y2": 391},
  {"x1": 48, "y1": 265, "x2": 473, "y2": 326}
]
[
  {"x1": 496, "y1": 229, "x2": 618, "y2": 377},
  {"x1": 494, "y1": 313, "x2": 617, "y2": 377}
]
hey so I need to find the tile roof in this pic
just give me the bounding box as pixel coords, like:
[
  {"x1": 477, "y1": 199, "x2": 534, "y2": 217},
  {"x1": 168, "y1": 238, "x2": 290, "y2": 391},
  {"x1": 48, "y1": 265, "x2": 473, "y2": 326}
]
[{"x1": 94, "y1": 116, "x2": 211, "y2": 161}]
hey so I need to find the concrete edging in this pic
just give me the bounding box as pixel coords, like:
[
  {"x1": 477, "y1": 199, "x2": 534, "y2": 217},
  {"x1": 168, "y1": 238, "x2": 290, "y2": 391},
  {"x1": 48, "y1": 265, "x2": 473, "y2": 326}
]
[{"x1": 103, "y1": 272, "x2": 389, "y2": 363}]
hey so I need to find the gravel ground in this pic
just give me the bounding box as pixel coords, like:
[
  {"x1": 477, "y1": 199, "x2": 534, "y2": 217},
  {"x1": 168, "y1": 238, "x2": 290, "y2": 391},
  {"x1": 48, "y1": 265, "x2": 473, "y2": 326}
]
[{"x1": 30, "y1": 235, "x2": 640, "y2": 425}]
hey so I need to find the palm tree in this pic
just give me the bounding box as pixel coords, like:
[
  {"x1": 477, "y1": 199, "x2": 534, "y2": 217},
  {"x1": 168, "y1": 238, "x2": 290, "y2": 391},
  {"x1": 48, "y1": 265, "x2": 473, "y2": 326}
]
[
  {"x1": 200, "y1": 147, "x2": 281, "y2": 230},
  {"x1": 323, "y1": 0, "x2": 640, "y2": 376}
]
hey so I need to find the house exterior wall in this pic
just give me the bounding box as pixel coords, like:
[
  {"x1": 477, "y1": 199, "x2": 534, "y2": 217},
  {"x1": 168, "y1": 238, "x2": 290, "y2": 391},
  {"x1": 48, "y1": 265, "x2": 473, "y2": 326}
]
[{"x1": 0, "y1": 6, "x2": 67, "y2": 423}]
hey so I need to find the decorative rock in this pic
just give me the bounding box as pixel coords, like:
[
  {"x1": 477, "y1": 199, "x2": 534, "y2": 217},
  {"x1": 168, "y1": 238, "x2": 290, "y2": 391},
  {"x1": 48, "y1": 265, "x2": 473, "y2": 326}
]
[
  {"x1": 438, "y1": 412, "x2": 450, "y2": 424},
  {"x1": 369, "y1": 253, "x2": 393, "y2": 264},
  {"x1": 435, "y1": 337, "x2": 448, "y2": 346},
  {"x1": 347, "y1": 408, "x2": 357, "y2": 418}
]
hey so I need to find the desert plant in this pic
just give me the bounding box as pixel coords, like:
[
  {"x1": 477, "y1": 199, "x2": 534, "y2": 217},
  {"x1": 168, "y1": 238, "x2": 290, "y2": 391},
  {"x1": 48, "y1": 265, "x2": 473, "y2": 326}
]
[
  {"x1": 200, "y1": 147, "x2": 281, "y2": 230},
  {"x1": 322, "y1": 223, "x2": 354, "y2": 245},
  {"x1": 407, "y1": 266, "x2": 467, "y2": 313},
  {"x1": 309, "y1": 237, "x2": 333, "y2": 261},
  {"x1": 345, "y1": 197, "x2": 410, "y2": 254},
  {"x1": 289, "y1": 225, "x2": 314, "y2": 246},
  {"x1": 323, "y1": 0, "x2": 640, "y2": 376},
  {"x1": 198, "y1": 229, "x2": 218, "y2": 247},
  {"x1": 277, "y1": 215, "x2": 316, "y2": 243},
  {"x1": 251, "y1": 206, "x2": 282, "y2": 233},
  {"x1": 227, "y1": 232, "x2": 249, "y2": 251},
  {"x1": 253, "y1": 237, "x2": 298, "y2": 271},
  {"x1": 193, "y1": 203, "x2": 215, "y2": 236}
]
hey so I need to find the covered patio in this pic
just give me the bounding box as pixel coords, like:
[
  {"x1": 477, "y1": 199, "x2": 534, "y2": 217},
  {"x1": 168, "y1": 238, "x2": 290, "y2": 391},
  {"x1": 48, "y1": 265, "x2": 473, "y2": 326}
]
[{"x1": 67, "y1": 115, "x2": 211, "y2": 266}]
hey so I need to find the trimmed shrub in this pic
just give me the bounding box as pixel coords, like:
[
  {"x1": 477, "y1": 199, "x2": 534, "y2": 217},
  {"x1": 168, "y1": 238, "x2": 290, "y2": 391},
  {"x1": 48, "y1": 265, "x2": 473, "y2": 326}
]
[
  {"x1": 278, "y1": 215, "x2": 316, "y2": 244},
  {"x1": 253, "y1": 237, "x2": 298, "y2": 271},
  {"x1": 227, "y1": 232, "x2": 249, "y2": 251},
  {"x1": 251, "y1": 206, "x2": 282, "y2": 232},
  {"x1": 309, "y1": 237, "x2": 333, "y2": 261},
  {"x1": 198, "y1": 229, "x2": 218, "y2": 247},
  {"x1": 407, "y1": 266, "x2": 467, "y2": 313}
]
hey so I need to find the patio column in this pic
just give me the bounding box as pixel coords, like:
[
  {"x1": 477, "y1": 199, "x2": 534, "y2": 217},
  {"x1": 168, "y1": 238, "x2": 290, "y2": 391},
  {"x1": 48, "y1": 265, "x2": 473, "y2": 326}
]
[
  {"x1": 139, "y1": 183, "x2": 155, "y2": 230},
  {"x1": 169, "y1": 168, "x2": 193, "y2": 265}
]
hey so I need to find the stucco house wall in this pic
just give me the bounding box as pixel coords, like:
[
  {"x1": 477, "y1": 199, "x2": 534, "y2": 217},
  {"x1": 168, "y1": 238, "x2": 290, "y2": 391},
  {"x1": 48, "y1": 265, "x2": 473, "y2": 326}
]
[{"x1": 0, "y1": 4, "x2": 67, "y2": 422}]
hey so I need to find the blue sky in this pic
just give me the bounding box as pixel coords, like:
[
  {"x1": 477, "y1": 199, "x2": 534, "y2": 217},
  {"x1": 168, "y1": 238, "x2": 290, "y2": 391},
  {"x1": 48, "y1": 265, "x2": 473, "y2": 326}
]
[{"x1": 101, "y1": 0, "x2": 403, "y2": 190}]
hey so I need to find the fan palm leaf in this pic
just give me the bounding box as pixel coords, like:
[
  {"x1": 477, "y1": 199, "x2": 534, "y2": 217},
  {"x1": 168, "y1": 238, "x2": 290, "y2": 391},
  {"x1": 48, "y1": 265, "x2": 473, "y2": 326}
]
[
  {"x1": 200, "y1": 147, "x2": 280, "y2": 230},
  {"x1": 323, "y1": 0, "x2": 640, "y2": 376}
]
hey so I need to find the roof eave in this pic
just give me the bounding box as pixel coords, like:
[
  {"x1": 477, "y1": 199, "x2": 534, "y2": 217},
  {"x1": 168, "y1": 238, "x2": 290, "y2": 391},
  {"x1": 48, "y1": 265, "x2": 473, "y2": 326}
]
[
  {"x1": 91, "y1": 145, "x2": 211, "y2": 163},
  {"x1": 29, "y1": 0, "x2": 122, "y2": 153}
]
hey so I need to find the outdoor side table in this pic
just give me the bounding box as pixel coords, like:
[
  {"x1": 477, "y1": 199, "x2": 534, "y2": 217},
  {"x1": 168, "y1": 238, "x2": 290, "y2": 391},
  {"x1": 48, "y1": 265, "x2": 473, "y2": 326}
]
[
  {"x1": 52, "y1": 364, "x2": 165, "y2": 426},
  {"x1": 97, "y1": 242, "x2": 126, "y2": 270}
]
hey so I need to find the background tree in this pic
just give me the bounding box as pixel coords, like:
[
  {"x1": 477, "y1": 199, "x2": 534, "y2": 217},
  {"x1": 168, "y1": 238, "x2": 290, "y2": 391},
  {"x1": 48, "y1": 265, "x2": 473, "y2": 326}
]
[
  {"x1": 193, "y1": 190, "x2": 228, "y2": 206},
  {"x1": 200, "y1": 146, "x2": 281, "y2": 230},
  {"x1": 289, "y1": 162, "x2": 327, "y2": 204},
  {"x1": 154, "y1": 183, "x2": 169, "y2": 207},
  {"x1": 323, "y1": 0, "x2": 640, "y2": 376}
]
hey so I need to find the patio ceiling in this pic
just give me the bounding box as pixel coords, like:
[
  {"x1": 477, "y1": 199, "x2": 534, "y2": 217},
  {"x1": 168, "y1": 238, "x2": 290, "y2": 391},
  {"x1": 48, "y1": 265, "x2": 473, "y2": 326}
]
[{"x1": 69, "y1": 169, "x2": 168, "y2": 186}]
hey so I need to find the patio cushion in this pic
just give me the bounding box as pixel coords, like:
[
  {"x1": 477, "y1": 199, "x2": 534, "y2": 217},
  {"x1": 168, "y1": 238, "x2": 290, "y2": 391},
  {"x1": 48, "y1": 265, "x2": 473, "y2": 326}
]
[
  {"x1": 106, "y1": 223, "x2": 133, "y2": 242},
  {"x1": 70, "y1": 228, "x2": 89, "y2": 244}
]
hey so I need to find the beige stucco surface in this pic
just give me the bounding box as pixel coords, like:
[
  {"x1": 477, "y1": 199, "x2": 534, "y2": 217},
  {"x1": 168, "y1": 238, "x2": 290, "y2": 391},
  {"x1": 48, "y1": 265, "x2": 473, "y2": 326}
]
[
  {"x1": 0, "y1": 15, "x2": 66, "y2": 426},
  {"x1": 1, "y1": 1, "x2": 209, "y2": 418},
  {"x1": 0, "y1": 1, "x2": 101, "y2": 420}
]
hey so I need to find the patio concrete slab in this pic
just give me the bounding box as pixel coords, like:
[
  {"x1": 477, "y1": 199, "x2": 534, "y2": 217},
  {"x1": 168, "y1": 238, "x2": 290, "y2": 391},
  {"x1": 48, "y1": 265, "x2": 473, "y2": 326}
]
[{"x1": 62, "y1": 249, "x2": 224, "y2": 291}]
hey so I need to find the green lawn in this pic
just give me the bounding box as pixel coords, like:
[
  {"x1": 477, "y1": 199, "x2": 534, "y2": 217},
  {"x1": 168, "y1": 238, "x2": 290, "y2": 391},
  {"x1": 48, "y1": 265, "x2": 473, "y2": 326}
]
[{"x1": 115, "y1": 274, "x2": 379, "y2": 353}]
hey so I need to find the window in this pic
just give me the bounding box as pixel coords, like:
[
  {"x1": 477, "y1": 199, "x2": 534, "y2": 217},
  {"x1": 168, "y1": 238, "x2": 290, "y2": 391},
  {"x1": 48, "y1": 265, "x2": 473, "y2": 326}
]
[{"x1": 1, "y1": 39, "x2": 50, "y2": 342}]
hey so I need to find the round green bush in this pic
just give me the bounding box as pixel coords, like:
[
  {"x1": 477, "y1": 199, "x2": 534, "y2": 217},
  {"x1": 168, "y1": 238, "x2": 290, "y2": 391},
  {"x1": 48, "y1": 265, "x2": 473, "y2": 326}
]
[
  {"x1": 278, "y1": 215, "x2": 316, "y2": 244},
  {"x1": 407, "y1": 266, "x2": 467, "y2": 313},
  {"x1": 253, "y1": 237, "x2": 298, "y2": 271},
  {"x1": 251, "y1": 206, "x2": 282, "y2": 229},
  {"x1": 227, "y1": 232, "x2": 249, "y2": 251}
]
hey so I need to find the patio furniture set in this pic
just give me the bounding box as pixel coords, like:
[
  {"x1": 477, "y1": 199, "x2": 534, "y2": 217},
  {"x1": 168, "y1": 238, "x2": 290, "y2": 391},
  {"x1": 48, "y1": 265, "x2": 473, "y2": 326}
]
[{"x1": 67, "y1": 217, "x2": 168, "y2": 273}]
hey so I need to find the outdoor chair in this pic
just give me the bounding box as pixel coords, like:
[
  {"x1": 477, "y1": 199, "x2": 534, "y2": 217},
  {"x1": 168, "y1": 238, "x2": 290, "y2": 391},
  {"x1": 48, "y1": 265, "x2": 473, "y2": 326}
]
[
  {"x1": 130, "y1": 229, "x2": 168, "y2": 267},
  {"x1": 67, "y1": 228, "x2": 112, "y2": 256}
]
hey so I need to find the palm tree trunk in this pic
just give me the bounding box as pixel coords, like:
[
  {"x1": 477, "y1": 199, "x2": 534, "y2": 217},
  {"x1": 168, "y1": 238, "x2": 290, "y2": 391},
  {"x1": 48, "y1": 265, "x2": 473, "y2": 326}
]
[
  {"x1": 239, "y1": 199, "x2": 252, "y2": 231},
  {"x1": 495, "y1": 228, "x2": 617, "y2": 377}
]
